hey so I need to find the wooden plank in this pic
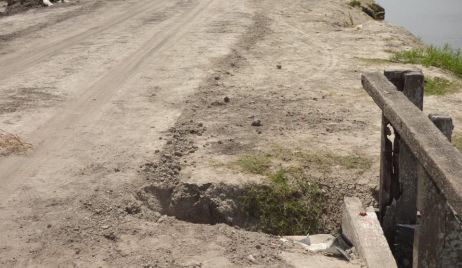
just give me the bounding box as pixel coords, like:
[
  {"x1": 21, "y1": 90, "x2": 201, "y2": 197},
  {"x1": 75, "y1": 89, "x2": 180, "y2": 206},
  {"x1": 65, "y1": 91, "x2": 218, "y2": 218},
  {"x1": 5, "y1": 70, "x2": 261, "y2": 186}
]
[
  {"x1": 342, "y1": 197, "x2": 397, "y2": 268},
  {"x1": 361, "y1": 72, "x2": 462, "y2": 216}
]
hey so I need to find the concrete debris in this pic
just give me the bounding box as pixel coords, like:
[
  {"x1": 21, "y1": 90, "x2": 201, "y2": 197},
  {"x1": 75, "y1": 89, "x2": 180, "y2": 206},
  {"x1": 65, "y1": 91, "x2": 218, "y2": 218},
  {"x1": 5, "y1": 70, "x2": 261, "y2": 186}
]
[
  {"x1": 284, "y1": 234, "x2": 354, "y2": 260},
  {"x1": 247, "y1": 254, "x2": 257, "y2": 263}
]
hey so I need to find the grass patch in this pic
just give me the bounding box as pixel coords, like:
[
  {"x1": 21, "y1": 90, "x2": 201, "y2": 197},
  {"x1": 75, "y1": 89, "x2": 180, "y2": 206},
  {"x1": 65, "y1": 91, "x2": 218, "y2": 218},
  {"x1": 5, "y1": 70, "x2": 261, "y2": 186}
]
[
  {"x1": 236, "y1": 149, "x2": 371, "y2": 235},
  {"x1": 238, "y1": 154, "x2": 271, "y2": 175},
  {"x1": 237, "y1": 149, "x2": 372, "y2": 175},
  {"x1": 349, "y1": 0, "x2": 361, "y2": 7},
  {"x1": 292, "y1": 151, "x2": 372, "y2": 174},
  {"x1": 454, "y1": 133, "x2": 462, "y2": 152},
  {"x1": 240, "y1": 168, "x2": 325, "y2": 235},
  {"x1": 391, "y1": 45, "x2": 462, "y2": 78},
  {"x1": 425, "y1": 77, "x2": 458, "y2": 96}
]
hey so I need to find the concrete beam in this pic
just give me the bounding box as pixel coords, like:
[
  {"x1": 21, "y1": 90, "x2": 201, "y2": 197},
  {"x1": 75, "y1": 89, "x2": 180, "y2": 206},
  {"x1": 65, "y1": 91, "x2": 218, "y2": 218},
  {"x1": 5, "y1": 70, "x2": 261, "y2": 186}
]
[
  {"x1": 342, "y1": 197, "x2": 397, "y2": 268},
  {"x1": 362, "y1": 72, "x2": 462, "y2": 216}
]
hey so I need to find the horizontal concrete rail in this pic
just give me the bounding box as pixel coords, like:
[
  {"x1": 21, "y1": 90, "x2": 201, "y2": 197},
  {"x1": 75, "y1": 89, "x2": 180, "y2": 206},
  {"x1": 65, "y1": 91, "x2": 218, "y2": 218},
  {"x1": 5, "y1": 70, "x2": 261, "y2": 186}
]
[{"x1": 362, "y1": 72, "x2": 462, "y2": 217}]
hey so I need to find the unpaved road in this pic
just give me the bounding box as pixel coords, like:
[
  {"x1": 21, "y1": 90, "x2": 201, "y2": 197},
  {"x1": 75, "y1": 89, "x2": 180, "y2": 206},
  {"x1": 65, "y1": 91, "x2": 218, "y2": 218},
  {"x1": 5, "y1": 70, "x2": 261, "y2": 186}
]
[{"x1": 1, "y1": 0, "x2": 461, "y2": 267}]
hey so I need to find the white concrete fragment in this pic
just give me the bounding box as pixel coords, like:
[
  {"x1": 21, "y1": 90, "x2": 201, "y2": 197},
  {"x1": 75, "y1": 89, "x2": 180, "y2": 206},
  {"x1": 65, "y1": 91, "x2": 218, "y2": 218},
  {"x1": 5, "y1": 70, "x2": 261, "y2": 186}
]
[
  {"x1": 284, "y1": 234, "x2": 336, "y2": 253},
  {"x1": 43, "y1": 0, "x2": 53, "y2": 7}
]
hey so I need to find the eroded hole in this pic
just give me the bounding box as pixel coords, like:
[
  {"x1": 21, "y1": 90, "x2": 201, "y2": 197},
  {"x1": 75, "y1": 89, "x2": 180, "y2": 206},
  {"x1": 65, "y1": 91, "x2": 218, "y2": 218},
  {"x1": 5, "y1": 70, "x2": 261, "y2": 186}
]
[{"x1": 137, "y1": 180, "x2": 325, "y2": 236}]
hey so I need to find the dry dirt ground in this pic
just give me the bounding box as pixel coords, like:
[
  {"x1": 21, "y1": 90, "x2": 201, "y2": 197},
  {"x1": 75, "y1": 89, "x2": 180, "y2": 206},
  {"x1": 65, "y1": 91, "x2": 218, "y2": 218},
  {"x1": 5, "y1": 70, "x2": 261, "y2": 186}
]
[{"x1": 1, "y1": 0, "x2": 461, "y2": 267}]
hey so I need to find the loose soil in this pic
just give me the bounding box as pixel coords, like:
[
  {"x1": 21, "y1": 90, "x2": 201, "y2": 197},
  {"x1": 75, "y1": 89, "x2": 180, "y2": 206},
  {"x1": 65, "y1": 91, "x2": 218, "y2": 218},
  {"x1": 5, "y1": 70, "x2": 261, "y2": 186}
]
[{"x1": 1, "y1": 0, "x2": 461, "y2": 267}]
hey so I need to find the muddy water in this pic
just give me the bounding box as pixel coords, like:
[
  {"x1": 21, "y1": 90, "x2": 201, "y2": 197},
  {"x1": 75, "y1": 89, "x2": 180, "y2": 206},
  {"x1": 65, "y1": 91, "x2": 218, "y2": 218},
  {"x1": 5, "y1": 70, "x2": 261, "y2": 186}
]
[{"x1": 377, "y1": 0, "x2": 462, "y2": 49}]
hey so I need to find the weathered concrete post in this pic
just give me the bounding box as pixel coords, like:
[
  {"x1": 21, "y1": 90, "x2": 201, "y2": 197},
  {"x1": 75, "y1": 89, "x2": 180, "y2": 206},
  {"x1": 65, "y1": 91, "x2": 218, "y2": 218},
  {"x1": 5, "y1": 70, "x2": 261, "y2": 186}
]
[
  {"x1": 414, "y1": 115, "x2": 462, "y2": 268},
  {"x1": 383, "y1": 70, "x2": 424, "y2": 267}
]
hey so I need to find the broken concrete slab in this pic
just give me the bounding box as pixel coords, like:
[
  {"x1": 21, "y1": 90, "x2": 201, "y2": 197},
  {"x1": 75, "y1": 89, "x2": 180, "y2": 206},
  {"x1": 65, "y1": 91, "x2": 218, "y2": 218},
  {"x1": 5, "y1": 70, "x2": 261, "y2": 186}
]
[{"x1": 342, "y1": 197, "x2": 397, "y2": 268}]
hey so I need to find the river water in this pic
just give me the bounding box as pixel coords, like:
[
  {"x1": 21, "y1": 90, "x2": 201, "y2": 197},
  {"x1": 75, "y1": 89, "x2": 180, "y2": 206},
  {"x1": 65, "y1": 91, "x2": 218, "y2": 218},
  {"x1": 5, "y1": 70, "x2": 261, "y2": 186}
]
[{"x1": 376, "y1": 0, "x2": 462, "y2": 49}]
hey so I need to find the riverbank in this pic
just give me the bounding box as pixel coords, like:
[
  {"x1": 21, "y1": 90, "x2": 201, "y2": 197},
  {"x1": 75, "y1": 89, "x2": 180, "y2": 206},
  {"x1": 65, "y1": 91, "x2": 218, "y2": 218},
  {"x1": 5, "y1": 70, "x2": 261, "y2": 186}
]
[{"x1": 0, "y1": 0, "x2": 461, "y2": 266}]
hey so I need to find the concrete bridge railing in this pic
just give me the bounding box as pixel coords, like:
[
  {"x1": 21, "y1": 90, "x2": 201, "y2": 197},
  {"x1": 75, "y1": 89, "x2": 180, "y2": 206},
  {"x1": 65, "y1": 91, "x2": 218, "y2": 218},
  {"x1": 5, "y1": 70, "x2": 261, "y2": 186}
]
[{"x1": 362, "y1": 70, "x2": 462, "y2": 268}]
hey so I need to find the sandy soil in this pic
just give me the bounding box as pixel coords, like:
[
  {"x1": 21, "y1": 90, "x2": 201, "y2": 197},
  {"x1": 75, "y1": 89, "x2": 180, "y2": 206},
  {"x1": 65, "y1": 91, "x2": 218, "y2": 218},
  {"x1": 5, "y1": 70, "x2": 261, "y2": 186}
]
[{"x1": 0, "y1": 0, "x2": 461, "y2": 267}]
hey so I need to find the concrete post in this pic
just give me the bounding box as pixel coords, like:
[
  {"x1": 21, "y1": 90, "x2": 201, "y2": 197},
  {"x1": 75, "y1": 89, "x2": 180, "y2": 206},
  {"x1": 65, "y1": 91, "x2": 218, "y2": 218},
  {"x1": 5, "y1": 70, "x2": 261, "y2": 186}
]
[{"x1": 383, "y1": 70, "x2": 424, "y2": 267}]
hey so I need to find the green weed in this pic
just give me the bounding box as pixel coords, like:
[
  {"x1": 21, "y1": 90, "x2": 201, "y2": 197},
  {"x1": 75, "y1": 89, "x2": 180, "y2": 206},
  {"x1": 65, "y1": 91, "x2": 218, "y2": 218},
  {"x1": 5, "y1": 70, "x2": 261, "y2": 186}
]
[
  {"x1": 236, "y1": 149, "x2": 372, "y2": 235},
  {"x1": 240, "y1": 168, "x2": 325, "y2": 235},
  {"x1": 238, "y1": 154, "x2": 271, "y2": 175}
]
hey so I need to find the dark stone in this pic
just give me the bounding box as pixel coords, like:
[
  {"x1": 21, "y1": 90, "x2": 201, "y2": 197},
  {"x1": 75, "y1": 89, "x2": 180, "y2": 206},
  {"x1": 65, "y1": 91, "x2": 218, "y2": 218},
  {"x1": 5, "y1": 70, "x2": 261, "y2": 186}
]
[{"x1": 251, "y1": 120, "x2": 262, "y2": 127}]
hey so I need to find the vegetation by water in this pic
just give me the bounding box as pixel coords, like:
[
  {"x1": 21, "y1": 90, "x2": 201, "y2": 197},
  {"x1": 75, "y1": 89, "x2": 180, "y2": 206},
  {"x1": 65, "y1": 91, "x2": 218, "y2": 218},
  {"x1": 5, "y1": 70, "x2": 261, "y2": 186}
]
[{"x1": 391, "y1": 45, "x2": 462, "y2": 78}]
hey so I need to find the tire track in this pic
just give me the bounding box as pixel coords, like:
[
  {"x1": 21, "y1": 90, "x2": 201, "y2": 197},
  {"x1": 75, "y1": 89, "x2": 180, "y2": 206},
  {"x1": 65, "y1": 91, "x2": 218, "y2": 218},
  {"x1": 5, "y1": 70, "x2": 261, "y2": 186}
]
[
  {"x1": 0, "y1": 0, "x2": 215, "y2": 199},
  {"x1": 0, "y1": 0, "x2": 168, "y2": 82}
]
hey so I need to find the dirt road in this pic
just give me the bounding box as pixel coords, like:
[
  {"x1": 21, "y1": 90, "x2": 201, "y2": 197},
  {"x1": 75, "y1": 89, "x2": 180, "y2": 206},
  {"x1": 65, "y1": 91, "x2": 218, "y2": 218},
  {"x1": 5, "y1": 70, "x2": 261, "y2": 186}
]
[{"x1": 0, "y1": 0, "x2": 461, "y2": 267}]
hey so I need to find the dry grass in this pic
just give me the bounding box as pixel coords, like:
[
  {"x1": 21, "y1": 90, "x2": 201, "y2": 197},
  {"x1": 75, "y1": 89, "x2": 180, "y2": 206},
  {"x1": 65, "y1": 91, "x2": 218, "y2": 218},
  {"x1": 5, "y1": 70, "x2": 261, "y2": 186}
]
[
  {"x1": 454, "y1": 133, "x2": 462, "y2": 152},
  {"x1": 424, "y1": 77, "x2": 459, "y2": 96},
  {"x1": 0, "y1": 130, "x2": 32, "y2": 156}
]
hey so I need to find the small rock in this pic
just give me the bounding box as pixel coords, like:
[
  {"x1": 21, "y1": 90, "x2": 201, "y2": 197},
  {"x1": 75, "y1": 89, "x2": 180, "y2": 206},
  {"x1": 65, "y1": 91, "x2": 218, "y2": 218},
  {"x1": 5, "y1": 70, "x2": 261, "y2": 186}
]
[
  {"x1": 125, "y1": 205, "x2": 141, "y2": 215},
  {"x1": 255, "y1": 244, "x2": 262, "y2": 249},
  {"x1": 276, "y1": 64, "x2": 282, "y2": 69},
  {"x1": 101, "y1": 225, "x2": 110, "y2": 230},
  {"x1": 224, "y1": 96, "x2": 230, "y2": 103},
  {"x1": 247, "y1": 255, "x2": 257, "y2": 263},
  {"x1": 157, "y1": 215, "x2": 168, "y2": 223},
  {"x1": 104, "y1": 232, "x2": 117, "y2": 241},
  {"x1": 174, "y1": 151, "x2": 183, "y2": 157},
  {"x1": 214, "y1": 76, "x2": 220, "y2": 80},
  {"x1": 251, "y1": 120, "x2": 262, "y2": 127}
]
